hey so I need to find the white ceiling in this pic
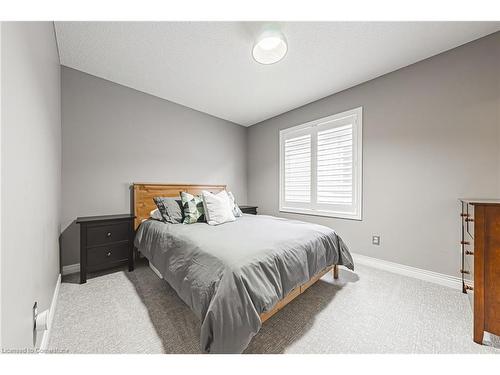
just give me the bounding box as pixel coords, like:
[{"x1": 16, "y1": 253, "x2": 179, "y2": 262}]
[{"x1": 54, "y1": 22, "x2": 500, "y2": 126}]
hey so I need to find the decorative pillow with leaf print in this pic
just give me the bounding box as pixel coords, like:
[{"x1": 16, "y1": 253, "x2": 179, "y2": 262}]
[
  {"x1": 228, "y1": 191, "x2": 243, "y2": 217},
  {"x1": 180, "y1": 191, "x2": 205, "y2": 224}
]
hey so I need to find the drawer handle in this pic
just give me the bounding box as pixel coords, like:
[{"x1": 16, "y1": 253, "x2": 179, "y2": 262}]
[
  {"x1": 460, "y1": 213, "x2": 469, "y2": 218},
  {"x1": 460, "y1": 269, "x2": 470, "y2": 275},
  {"x1": 465, "y1": 250, "x2": 474, "y2": 255},
  {"x1": 460, "y1": 241, "x2": 470, "y2": 245},
  {"x1": 106, "y1": 251, "x2": 112, "y2": 257},
  {"x1": 465, "y1": 217, "x2": 474, "y2": 222},
  {"x1": 106, "y1": 232, "x2": 112, "y2": 238},
  {"x1": 465, "y1": 285, "x2": 474, "y2": 291}
]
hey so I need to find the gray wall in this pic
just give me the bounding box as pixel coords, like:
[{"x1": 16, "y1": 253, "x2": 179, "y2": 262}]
[
  {"x1": 1, "y1": 22, "x2": 61, "y2": 349},
  {"x1": 247, "y1": 32, "x2": 500, "y2": 277},
  {"x1": 61, "y1": 67, "x2": 248, "y2": 266}
]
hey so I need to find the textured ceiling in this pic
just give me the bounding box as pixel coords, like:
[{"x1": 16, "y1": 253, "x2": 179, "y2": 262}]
[{"x1": 55, "y1": 22, "x2": 500, "y2": 126}]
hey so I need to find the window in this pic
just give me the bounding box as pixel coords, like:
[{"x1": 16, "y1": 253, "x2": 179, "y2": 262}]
[{"x1": 279, "y1": 107, "x2": 362, "y2": 220}]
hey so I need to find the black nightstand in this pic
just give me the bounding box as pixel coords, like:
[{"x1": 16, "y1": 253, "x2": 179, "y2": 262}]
[
  {"x1": 239, "y1": 205, "x2": 258, "y2": 215},
  {"x1": 76, "y1": 214, "x2": 135, "y2": 284}
]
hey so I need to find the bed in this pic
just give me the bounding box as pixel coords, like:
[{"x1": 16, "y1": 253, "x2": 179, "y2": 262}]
[{"x1": 133, "y1": 183, "x2": 354, "y2": 353}]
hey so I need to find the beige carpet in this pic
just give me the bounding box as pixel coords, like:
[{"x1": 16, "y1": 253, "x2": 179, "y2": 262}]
[{"x1": 49, "y1": 259, "x2": 499, "y2": 354}]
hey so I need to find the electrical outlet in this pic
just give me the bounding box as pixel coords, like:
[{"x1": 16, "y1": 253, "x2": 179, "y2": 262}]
[{"x1": 372, "y1": 235, "x2": 380, "y2": 246}]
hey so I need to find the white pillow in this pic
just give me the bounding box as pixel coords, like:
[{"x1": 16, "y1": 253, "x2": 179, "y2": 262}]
[
  {"x1": 202, "y1": 190, "x2": 236, "y2": 226},
  {"x1": 150, "y1": 208, "x2": 163, "y2": 221}
]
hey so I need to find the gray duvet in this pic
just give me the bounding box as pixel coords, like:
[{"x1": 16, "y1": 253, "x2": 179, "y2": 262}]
[{"x1": 134, "y1": 214, "x2": 354, "y2": 353}]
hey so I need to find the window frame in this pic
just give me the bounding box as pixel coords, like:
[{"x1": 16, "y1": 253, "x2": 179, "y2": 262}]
[{"x1": 279, "y1": 107, "x2": 363, "y2": 220}]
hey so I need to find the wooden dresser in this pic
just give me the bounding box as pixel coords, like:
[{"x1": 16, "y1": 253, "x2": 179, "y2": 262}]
[{"x1": 459, "y1": 199, "x2": 500, "y2": 344}]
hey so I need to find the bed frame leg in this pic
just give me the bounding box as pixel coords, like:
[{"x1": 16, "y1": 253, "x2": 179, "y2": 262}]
[{"x1": 333, "y1": 265, "x2": 339, "y2": 279}]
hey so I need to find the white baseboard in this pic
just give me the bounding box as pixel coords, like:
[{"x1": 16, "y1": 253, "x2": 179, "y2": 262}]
[
  {"x1": 63, "y1": 254, "x2": 461, "y2": 290},
  {"x1": 62, "y1": 263, "x2": 79, "y2": 275},
  {"x1": 351, "y1": 253, "x2": 462, "y2": 290},
  {"x1": 39, "y1": 273, "x2": 61, "y2": 352}
]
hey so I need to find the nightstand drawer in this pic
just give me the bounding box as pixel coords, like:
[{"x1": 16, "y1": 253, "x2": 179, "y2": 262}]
[
  {"x1": 87, "y1": 243, "x2": 130, "y2": 270},
  {"x1": 240, "y1": 206, "x2": 258, "y2": 215},
  {"x1": 86, "y1": 221, "x2": 131, "y2": 247}
]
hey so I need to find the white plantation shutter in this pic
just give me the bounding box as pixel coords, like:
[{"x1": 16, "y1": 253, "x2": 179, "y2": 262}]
[
  {"x1": 280, "y1": 107, "x2": 362, "y2": 220},
  {"x1": 317, "y1": 124, "x2": 353, "y2": 205},
  {"x1": 284, "y1": 134, "x2": 311, "y2": 203}
]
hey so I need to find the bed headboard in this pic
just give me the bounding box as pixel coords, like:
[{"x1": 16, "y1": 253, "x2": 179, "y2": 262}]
[{"x1": 132, "y1": 183, "x2": 226, "y2": 229}]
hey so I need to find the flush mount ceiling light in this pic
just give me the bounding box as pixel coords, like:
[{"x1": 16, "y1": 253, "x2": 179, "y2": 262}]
[{"x1": 252, "y1": 29, "x2": 288, "y2": 65}]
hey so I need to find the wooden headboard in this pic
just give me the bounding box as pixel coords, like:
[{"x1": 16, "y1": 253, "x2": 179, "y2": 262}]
[{"x1": 132, "y1": 183, "x2": 226, "y2": 229}]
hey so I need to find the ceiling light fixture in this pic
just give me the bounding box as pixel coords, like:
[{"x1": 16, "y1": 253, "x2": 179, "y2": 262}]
[{"x1": 252, "y1": 29, "x2": 288, "y2": 65}]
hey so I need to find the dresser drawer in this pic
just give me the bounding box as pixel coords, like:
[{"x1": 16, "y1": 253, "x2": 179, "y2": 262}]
[
  {"x1": 463, "y1": 249, "x2": 474, "y2": 281},
  {"x1": 86, "y1": 221, "x2": 131, "y2": 247},
  {"x1": 466, "y1": 203, "x2": 474, "y2": 238},
  {"x1": 462, "y1": 249, "x2": 473, "y2": 313},
  {"x1": 87, "y1": 243, "x2": 130, "y2": 270},
  {"x1": 465, "y1": 282, "x2": 474, "y2": 312}
]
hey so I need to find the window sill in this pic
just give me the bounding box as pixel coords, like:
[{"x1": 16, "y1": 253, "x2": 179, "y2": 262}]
[{"x1": 279, "y1": 208, "x2": 362, "y2": 221}]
